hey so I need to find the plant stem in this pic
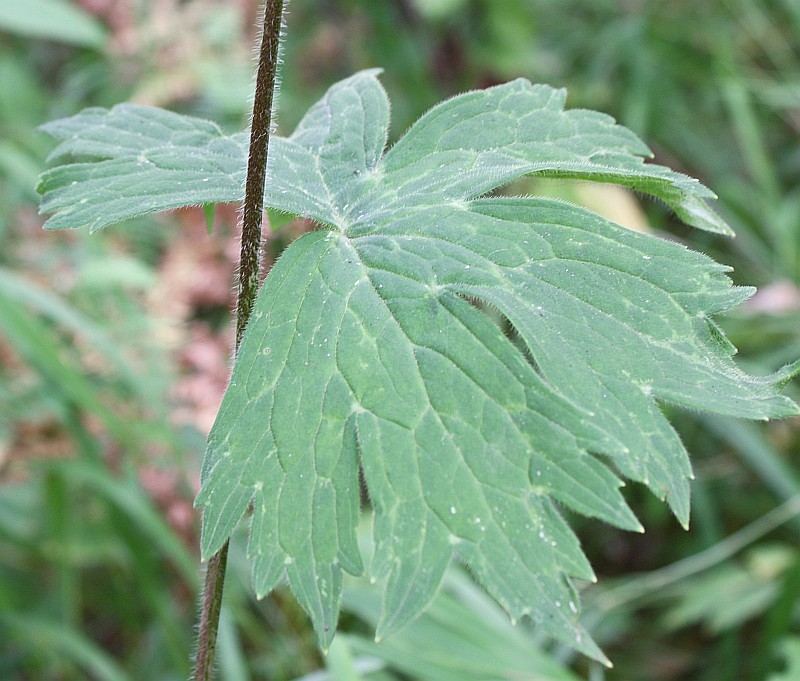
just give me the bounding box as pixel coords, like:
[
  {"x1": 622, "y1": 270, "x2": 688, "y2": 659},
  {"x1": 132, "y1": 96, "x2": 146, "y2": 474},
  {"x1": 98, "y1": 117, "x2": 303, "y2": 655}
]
[
  {"x1": 193, "y1": 2, "x2": 285, "y2": 679},
  {"x1": 236, "y1": 0, "x2": 285, "y2": 349}
]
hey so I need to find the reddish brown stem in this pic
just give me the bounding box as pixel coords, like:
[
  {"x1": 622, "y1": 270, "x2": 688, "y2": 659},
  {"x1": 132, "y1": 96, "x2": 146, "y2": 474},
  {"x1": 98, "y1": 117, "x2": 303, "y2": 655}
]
[{"x1": 193, "y1": 2, "x2": 285, "y2": 679}]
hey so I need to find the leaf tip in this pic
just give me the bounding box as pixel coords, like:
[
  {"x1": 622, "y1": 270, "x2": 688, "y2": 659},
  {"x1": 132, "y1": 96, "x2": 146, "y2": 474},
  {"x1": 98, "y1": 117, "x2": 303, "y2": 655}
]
[
  {"x1": 316, "y1": 624, "x2": 337, "y2": 653},
  {"x1": 772, "y1": 359, "x2": 800, "y2": 391},
  {"x1": 573, "y1": 627, "x2": 612, "y2": 667},
  {"x1": 375, "y1": 603, "x2": 417, "y2": 644}
]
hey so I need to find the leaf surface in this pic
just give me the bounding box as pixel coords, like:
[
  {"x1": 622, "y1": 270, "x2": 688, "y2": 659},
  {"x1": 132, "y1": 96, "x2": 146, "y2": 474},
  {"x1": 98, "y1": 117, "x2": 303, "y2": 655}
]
[
  {"x1": 192, "y1": 73, "x2": 797, "y2": 658},
  {"x1": 38, "y1": 105, "x2": 248, "y2": 231},
  {"x1": 37, "y1": 71, "x2": 799, "y2": 660},
  {"x1": 38, "y1": 68, "x2": 729, "y2": 234}
]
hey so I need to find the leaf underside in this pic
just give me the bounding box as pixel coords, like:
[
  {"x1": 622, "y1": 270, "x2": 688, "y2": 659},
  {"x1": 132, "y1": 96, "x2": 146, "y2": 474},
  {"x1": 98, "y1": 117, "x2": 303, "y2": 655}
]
[{"x1": 38, "y1": 71, "x2": 799, "y2": 662}]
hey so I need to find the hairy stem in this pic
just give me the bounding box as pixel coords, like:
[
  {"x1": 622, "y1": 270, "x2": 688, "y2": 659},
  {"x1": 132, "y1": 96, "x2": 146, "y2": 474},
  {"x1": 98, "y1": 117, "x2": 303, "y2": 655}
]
[
  {"x1": 193, "y1": 2, "x2": 285, "y2": 679},
  {"x1": 236, "y1": 0, "x2": 285, "y2": 349}
]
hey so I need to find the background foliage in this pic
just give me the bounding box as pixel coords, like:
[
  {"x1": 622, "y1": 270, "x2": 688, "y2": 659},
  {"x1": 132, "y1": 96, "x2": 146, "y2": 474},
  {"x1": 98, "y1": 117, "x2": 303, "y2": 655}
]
[{"x1": 1, "y1": 1, "x2": 798, "y2": 680}]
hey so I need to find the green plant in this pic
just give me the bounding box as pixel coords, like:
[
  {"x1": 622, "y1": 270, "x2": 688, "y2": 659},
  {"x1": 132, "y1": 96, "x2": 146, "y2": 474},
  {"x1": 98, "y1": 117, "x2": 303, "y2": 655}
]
[{"x1": 35, "y1": 2, "x2": 798, "y2": 677}]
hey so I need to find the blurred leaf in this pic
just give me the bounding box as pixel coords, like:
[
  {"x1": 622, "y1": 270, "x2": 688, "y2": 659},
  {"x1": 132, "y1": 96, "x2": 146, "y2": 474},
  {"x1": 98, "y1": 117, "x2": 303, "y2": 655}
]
[
  {"x1": 217, "y1": 608, "x2": 252, "y2": 681},
  {"x1": 0, "y1": 481, "x2": 39, "y2": 552},
  {"x1": 324, "y1": 636, "x2": 364, "y2": 681},
  {"x1": 0, "y1": 267, "x2": 154, "y2": 405},
  {"x1": 756, "y1": 553, "x2": 800, "y2": 678},
  {"x1": 662, "y1": 561, "x2": 780, "y2": 633},
  {"x1": 0, "y1": 613, "x2": 132, "y2": 681},
  {"x1": 410, "y1": 0, "x2": 468, "y2": 21},
  {"x1": 76, "y1": 256, "x2": 155, "y2": 290},
  {"x1": 704, "y1": 417, "x2": 800, "y2": 511},
  {"x1": 0, "y1": 54, "x2": 47, "y2": 127},
  {"x1": 55, "y1": 460, "x2": 198, "y2": 589},
  {"x1": 342, "y1": 566, "x2": 583, "y2": 681},
  {"x1": 0, "y1": 0, "x2": 106, "y2": 48},
  {"x1": 0, "y1": 141, "x2": 41, "y2": 200},
  {"x1": 0, "y1": 286, "x2": 133, "y2": 442},
  {"x1": 769, "y1": 637, "x2": 800, "y2": 681}
]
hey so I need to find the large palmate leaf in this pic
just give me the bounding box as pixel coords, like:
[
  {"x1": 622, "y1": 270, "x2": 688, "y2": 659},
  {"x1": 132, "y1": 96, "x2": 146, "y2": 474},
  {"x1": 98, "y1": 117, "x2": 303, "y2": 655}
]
[{"x1": 38, "y1": 71, "x2": 798, "y2": 661}]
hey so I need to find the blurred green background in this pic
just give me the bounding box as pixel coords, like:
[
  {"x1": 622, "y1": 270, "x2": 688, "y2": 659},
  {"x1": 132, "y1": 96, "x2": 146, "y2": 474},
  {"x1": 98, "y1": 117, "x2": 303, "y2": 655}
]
[{"x1": 1, "y1": 1, "x2": 799, "y2": 679}]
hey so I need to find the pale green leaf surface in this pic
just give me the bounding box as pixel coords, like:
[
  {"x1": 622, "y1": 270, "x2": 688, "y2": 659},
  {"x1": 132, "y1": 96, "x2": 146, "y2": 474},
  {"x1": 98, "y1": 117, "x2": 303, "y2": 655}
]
[
  {"x1": 192, "y1": 72, "x2": 799, "y2": 660},
  {"x1": 39, "y1": 69, "x2": 729, "y2": 234},
  {"x1": 38, "y1": 105, "x2": 248, "y2": 231}
]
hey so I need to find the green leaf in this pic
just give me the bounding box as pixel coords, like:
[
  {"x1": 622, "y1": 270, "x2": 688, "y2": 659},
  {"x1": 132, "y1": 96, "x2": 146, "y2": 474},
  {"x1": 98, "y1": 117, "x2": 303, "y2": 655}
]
[
  {"x1": 192, "y1": 72, "x2": 798, "y2": 660},
  {"x1": 38, "y1": 69, "x2": 729, "y2": 235},
  {"x1": 38, "y1": 105, "x2": 248, "y2": 232},
  {"x1": 37, "y1": 70, "x2": 799, "y2": 662}
]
